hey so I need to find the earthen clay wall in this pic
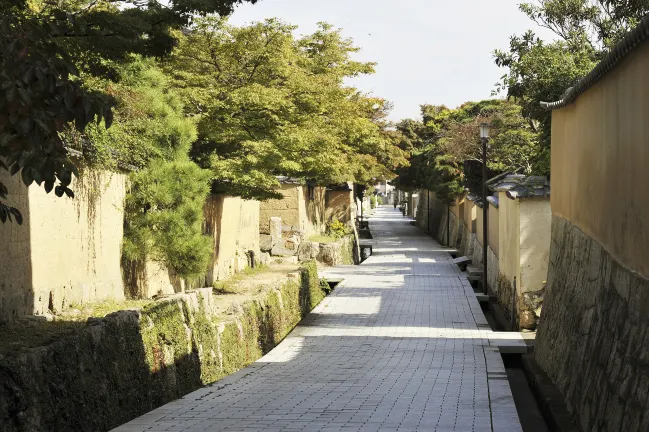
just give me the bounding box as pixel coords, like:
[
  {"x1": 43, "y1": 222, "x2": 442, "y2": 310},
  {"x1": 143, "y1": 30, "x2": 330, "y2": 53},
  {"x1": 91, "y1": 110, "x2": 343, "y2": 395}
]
[{"x1": 0, "y1": 169, "x2": 126, "y2": 322}]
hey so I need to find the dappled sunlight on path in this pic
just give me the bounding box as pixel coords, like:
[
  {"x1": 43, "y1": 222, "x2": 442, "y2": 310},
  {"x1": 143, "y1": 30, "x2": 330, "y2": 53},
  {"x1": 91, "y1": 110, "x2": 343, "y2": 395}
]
[{"x1": 114, "y1": 206, "x2": 522, "y2": 432}]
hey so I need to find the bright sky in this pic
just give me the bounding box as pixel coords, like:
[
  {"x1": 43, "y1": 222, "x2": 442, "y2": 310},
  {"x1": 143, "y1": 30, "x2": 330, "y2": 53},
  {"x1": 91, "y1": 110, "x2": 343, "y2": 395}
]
[{"x1": 229, "y1": 0, "x2": 553, "y2": 122}]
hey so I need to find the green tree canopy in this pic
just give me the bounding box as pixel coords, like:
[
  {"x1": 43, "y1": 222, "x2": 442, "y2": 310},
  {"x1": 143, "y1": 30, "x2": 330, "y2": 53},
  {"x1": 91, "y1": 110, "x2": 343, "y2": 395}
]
[
  {"x1": 391, "y1": 99, "x2": 541, "y2": 203},
  {"x1": 167, "y1": 17, "x2": 407, "y2": 199}
]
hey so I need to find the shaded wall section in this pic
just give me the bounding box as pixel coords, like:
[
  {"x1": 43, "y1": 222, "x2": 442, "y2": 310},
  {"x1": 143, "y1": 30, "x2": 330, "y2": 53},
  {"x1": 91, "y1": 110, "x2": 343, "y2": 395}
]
[
  {"x1": 0, "y1": 172, "x2": 32, "y2": 323},
  {"x1": 488, "y1": 202, "x2": 499, "y2": 258},
  {"x1": 259, "y1": 184, "x2": 325, "y2": 235},
  {"x1": 325, "y1": 189, "x2": 355, "y2": 224},
  {"x1": 414, "y1": 190, "x2": 460, "y2": 248}
]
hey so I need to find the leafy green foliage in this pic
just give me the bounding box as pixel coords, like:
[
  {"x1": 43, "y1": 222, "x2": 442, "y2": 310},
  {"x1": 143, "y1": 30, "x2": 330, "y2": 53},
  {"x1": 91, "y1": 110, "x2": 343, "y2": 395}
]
[
  {"x1": 494, "y1": 32, "x2": 596, "y2": 148},
  {"x1": 80, "y1": 58, "x2": 213, "y2": 279},
  {"x1": 167, "y1": 18, "x2": 407, "y2": 199},
  {"x1": 0, "y1": 14, "x2": 113, "y2": 221},
  {"x1": 518, "y1": 0, "x2": 649, "y2": 51},
  {"x1": 493, "y1": 1, "x2": 649, "y2": 149},
  {"x1": 0, "y1": 0, "x2": 256, "y2": 222},
  {"x1": 67, "y1": 57, "x2": 197, "y2": 169},
  {"x1": 319, "y1": 278, "x2": 333, "y2": 295},
  {"x1": 326, "y1": 219, "x2": 351, "y2": 239},
  {"x1": 123, "y1": 159, "x2": 212, "y2": 279},
  {"x1": 392, "y1": 100, "x2": 542, "y2": 203}
]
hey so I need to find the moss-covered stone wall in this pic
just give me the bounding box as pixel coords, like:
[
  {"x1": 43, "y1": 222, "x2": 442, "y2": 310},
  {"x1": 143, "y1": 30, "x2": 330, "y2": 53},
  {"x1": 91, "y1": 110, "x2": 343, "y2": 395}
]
[{"x1": 0, "y1": 262, "x2": 324, "y2": 432}]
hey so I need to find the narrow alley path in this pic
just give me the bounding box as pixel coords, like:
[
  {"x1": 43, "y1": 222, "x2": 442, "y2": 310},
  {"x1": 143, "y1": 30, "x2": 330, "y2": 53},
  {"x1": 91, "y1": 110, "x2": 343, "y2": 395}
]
[{"x1": 115, "y1": 206, "x2": 523, "y2": 432}]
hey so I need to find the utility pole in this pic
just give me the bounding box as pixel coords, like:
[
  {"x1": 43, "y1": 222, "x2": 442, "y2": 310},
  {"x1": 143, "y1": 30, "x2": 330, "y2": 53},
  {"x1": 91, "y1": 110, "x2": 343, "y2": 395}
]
[{"x1": 480, "y1": 123, "x2": 490, "y2": 296}]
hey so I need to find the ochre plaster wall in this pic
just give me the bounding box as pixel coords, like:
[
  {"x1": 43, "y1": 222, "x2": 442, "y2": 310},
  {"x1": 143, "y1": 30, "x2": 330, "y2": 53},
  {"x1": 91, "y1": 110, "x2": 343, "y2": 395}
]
[
  {"x1": 463, "y1": 200, "x2": 476, "y2": 233},
  {"x1": 325, "y1": 190, "x2": 354, "y2": 224},
  {"x1": 304, "y1": 186, "x2": 326, "y2": 234},
  {"x1": 537, "y1": 40, "x2": 649, "y2": 431},
  {"x1": 551, "y1": 40, "x2": 649, "y2": 279},
  {"x1": 259, "y1": 184, "x2": 301, "y2": 233},
  {"x1": 488, "y1": 203, "x2": 500, "y2": 258},
  {"x1": 259, "y1": 184, "x2": 325, "y2": 235},
  {"x1": 519, "y1": 198, "x2": 551, "y2": 293},
  {"x1": 0, "y1": 169, "x2": 126, "y2": 322},
  {"x1": 498, "y1": 192, "x2": 520, "y2": 293},
  {"x1": 204, "y1": 195, "x2": 260, "y2": 283},
  {"x1": 458, "y1": 200, "x2": 465, "y2": 229},
  {"x1": 476, "y1": 206, "x2": 484, "y2": 247},
  {"x1": 450, "y1": 197, "x2": 461, "y2": 217}
]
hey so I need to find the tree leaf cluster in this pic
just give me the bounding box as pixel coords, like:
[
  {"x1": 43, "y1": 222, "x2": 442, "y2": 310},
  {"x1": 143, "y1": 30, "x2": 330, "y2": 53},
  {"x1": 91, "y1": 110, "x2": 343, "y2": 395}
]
[
  {"x1": 75, "y1": 56, "x2": 213, "y2": 279},
  {"x1": 123, "y1": 159, "x2": 212, "y2": 279},
  {"x1": 391, "y1": 100, "x2": 541, "y2": 204},
  {"x1": 0, "y1": 0, "x2": 256, "y2": 221},
  {"x1": 167, "y1": 18, "x2": 407, "y2": 199},
  {"x1": 493, "y1": 0, "x2": 649, "y2": 156}
]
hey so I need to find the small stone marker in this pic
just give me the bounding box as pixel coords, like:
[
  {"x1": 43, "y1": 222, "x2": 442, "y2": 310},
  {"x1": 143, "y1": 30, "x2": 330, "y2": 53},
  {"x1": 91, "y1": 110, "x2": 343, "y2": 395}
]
[{"x1": 269, "y1": 217, "x2": 282, "y2": 243}]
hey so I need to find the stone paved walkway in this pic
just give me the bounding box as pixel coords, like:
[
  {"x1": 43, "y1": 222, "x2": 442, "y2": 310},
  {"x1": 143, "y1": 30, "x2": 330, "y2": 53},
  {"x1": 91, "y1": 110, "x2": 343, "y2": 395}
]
[{"x1": 114, "y1": 207, "x2": 523, "y2": 432}]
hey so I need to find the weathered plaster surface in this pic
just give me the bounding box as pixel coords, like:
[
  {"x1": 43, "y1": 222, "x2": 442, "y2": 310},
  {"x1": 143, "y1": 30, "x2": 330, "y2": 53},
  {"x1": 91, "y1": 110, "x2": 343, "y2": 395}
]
[
  {"x1": 489, "y1": 203, "x2": 499, "y2": 257},
  {"x1": 204, "y1": 195, "x2": 260, "y2": 283},
  {"x1": 498, "y1": 192, "x2": 520, "y2": 297},
  {"x1": 325, "y1": 190, "x2": 354, "y2": 224},
  {"x1": 463, "y1": 200, "x2": 476, "y2": 233},
  {"x1": 519, "y1": 199, "x2": 551, "y2": 294},
  {"x1": 414, "y1": 189, "x2": 462, "y2": 249},
  {"x1": 550, "y1": 40, "x2": 649, "y2": 280},
  {"x1": 0, "y1": 169, "x2": 126, "y2": 322},
  {"x1": 260, "y1": 185, "x2": 326, "y2": 235}
]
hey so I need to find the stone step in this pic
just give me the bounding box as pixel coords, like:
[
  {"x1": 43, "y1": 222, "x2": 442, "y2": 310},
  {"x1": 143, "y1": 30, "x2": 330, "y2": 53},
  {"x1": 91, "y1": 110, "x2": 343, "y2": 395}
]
[
  {"x1": 452, "y1": 256, "x2": 471, "y2": 271},
  {"x1": 467, "y1": 266, "x2": 483, "y2": 276}
]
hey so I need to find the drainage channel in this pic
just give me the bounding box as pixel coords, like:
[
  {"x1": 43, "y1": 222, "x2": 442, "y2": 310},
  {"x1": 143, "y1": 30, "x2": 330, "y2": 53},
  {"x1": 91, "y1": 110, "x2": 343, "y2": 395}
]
[
  {"x1": 481, "y1": 301, "x2": 551, "y2": 432},
  {"x1": 358, "y1": 225, "x2": 373, "y2": 263}
]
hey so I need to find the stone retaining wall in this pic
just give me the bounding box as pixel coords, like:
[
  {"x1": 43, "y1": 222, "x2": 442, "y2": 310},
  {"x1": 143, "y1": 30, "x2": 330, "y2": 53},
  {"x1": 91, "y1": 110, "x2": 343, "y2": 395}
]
[
  {"x1": 535, "y1": 216, "x2": 649, "y2": 431},
  {"x1": 0, "y1": 262, "x2": 325, "y2": 432}
]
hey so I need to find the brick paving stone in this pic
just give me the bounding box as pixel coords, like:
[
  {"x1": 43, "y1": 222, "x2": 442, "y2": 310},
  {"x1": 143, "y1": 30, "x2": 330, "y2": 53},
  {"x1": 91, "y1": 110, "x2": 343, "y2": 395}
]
[{"x1": 113, "y1": 207, "x2": 522, "y2": 432}]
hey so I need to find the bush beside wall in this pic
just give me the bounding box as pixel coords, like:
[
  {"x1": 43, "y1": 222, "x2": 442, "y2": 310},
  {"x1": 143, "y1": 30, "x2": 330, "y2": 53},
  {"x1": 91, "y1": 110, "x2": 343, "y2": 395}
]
[{"x1": 0, "y1": 262, "x2": 324, "y2": 432}]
